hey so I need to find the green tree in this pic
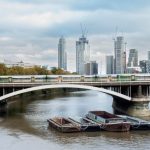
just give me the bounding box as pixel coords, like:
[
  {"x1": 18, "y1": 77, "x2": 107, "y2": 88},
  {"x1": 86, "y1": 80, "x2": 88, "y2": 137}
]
[
  {"x1": 0, "y1": 64, "x2": 7, "y2": 75},
  {"x1": 0, "y1": 64, "x2": 73, "y2": 75}
]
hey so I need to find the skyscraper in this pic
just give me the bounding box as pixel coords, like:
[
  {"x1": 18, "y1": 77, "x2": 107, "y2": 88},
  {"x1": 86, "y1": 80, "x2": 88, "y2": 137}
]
[
  {"x1": 139, "y1": 60, "x2": 147, "y2": 73},
  {"x1": 84, "y1": 61, "x2": 98, "y2": 75},
  {"x1": 148, "y1": 51, "x2": 150, "y2": 60},
  {"x1": 146, "y1": 61, "x2": 150, "y2": 73},
  {"x1": 58, "y1": 36, "x2": 67, "y2": 70},
  {"x1": 106, "y1": 55, "x2": 114, "y2": 74},
  {"x1": 122, "y1": 51, "x2": 126, "y2": 73},
  {"x1": 140, "y1": 60, "x2": 150, "y2": 73},
  {"x1": 64, "y1": 52, "x2": 67, "y2": 71},
  {"x1": 76, "y1": 35, "x2": 89, "y2": 74},
  {"x1": 114, "y1": 36, "x2": 124, "y2": 74},
  {"x1": 127, "y1": 49, "x2": 138, "y2": 67}
]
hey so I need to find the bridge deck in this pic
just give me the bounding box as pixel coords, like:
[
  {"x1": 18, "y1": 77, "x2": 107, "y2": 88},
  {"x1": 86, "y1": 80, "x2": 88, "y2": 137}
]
[{"x1": 0, "y1": 81, "x2": 150, "y2": 87}]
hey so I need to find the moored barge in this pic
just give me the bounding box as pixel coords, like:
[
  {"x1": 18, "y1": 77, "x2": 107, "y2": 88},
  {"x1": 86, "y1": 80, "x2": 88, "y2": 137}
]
[
  {"x1": 47, "y1": 117, "x2": 81, "y2": 133},
  {"x1": 86, "y1": 111, "x2": 130, "y2": 132},
  {"x1": 118, "y1": 115, "x2": 150, "y2": 130}
]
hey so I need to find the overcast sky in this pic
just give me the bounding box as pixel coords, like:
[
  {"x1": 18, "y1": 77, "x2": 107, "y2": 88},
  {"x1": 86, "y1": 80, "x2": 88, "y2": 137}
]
[{"x1": 0, "y1": 0, "x2": 150, "y2": 73}]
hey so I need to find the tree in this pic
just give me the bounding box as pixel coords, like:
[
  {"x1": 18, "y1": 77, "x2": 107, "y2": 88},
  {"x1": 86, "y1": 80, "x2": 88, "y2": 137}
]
[
  {"x1": 0, "y1": 64, "x2": 72, "y2": 75},
  {"x1": 0, "y1": 64, "x2": 7, "y2": 75},
  {"x1": 51, "y1": 67, "x2": 71, "y2": 75}
]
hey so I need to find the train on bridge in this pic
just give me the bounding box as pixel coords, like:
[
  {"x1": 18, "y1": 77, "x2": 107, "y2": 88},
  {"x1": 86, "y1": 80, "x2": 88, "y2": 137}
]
[{"x1": 0, "y1": 74, "x2": 150, "y2": 83}]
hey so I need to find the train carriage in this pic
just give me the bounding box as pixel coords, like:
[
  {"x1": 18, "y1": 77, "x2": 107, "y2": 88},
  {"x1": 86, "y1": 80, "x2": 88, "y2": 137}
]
[
  {"x1": 0, "y1": 74, "x2": 150, "y2": 83},
  {"x1": 117, "y1": 74, "x2": 136, "y2": 81}
]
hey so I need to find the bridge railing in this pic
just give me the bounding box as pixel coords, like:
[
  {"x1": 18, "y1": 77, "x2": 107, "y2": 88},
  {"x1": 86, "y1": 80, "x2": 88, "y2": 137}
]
[{"x1": 0, "y1": 74, "x2": 150, "y2": 83}]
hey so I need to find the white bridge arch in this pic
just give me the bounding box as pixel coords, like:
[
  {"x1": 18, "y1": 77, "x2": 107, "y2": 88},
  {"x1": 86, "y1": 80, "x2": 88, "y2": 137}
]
[{"x1": 0, "y1": 84, "x2": 131, "y2": 102}]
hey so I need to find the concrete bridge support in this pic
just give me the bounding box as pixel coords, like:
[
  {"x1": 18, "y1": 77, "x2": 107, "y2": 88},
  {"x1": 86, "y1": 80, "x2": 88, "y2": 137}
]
[
  {"x1": 0, "y1": 100, "x2": 7, "y2": 114},
  {"x1": 113, "y1": 98, "x2": 150, "y2": 117},
  {"x1": 113, "y1": 85, "x2": 150, "y2": 117}
]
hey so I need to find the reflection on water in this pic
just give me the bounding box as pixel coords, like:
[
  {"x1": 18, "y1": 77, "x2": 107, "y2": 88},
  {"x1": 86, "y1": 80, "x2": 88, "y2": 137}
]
[{"x1": 0, "y1": 90, "x2": 150, "y2": 150}]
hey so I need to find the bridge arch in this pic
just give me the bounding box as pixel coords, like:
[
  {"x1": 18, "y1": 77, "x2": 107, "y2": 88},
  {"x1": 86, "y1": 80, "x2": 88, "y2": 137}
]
[{"x1": 0, "y1": 84, "x2": 131, "y2": 102}]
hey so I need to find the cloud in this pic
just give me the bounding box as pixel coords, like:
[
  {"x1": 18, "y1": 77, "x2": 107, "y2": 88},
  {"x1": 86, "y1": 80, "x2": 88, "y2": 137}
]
[
  {"x1": 0, "y1": 0, "x2": 150, "y2": 73},
  {"x1": 3, "y1": 0, "x2": 150, "y2": 11}
]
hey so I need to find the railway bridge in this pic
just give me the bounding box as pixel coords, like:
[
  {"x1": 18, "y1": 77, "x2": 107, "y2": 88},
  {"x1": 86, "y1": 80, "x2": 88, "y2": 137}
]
[{"x1": 0, "y1": 74, "x2": 150, "y2": 116}]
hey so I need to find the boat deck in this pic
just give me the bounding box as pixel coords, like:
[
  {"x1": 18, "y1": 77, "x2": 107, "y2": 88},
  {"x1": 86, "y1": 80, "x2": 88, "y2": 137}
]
[
  {"x1": 68, "y1": 117, "x2": 102, "y2": 132},
  {"x1": 47, "y1": 117, "x2": 81, "y2": 133}
]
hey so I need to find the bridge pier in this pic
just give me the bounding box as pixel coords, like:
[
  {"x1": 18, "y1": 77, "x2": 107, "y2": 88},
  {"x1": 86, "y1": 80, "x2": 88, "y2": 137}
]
[
  {"x1": 112, "y1": 85, "x2": 150, "y2": 117},
  {"x1": 0, "y1": 100, "x2": 7, "y2": 114},
  {"x1": 3, "y1": 88, "x2": 5, "y2": 96},
  {"x1": 113, "y1": 97, "x2": 150, "y2": 117}
]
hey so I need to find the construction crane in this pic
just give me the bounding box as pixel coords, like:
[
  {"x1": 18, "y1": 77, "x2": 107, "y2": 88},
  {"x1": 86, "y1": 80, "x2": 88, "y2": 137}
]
[
  {"x1": 79, "y1": 23, "x2": 90, "y2": 62},
  {"x1": 112, "y1": 26, "x2": 118, "y2": 41},
  {"x1": 80, "y1": 23, "x2": 88, "y2": 38}
]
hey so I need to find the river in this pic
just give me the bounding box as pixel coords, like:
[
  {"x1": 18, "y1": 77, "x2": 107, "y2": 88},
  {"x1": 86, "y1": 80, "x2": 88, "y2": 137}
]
[{"x1": 0, "y1": 90, "x2": 150, "y2": 150}]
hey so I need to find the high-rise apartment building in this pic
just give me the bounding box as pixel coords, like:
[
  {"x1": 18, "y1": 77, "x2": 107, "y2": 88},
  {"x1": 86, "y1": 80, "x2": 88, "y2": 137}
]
[
  {"x1": 127, "y1": 49, "x2": 138, "y2": 67},
  {"x1": 139, "y1": 51, "x2": 150, "y2": 73},
  {"x1": 139, "y1": 60, "x2": 150, "y2": 73},
  {"x1": 58, "y1": 36, "x2": 67, "y2": 70},
  {"x1": 84, "y1": 61, "x2": 98, "y2": 75},
  {"x1": 106, "y1": 55, "x2": 114, "y2": 74},
  {"x1": 139, "y1": 60, "x2": 147, "y2": 73},
  {"x1": 114, "y1": 36, "x2": 124, "y2": 74},
  {"x1": 146, "y1": 60, "x2": 150, "y2": 73},
  {"x1": 122, "y1": 51, "x2": 126, "y2": 73},
  {"x1": 148, "y1": 51, "x2": 150, "y2": 60},
  {"x1": 64, "y1": 52, "x2": 67, "y2": 71},
  {"x1": 76, "y1": 35, "x2": 89, "y2": 75}
]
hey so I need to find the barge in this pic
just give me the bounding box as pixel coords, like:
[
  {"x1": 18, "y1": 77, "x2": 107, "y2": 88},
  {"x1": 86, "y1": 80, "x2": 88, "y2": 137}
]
[
  {"x1": 118, "y1": 115, "x2": 150, "y2": 130},
  {"x1": 47, "y1": 117, "x2": 81, "y2": 133},
  {"x1": 86, "y1": 111, "x2": 130, "y2": 132}
]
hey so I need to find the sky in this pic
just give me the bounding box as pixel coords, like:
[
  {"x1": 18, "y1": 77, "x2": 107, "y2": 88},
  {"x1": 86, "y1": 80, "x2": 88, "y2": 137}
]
[{"x1": 0, "y1": 0, "x2": 150, "y2": 73}]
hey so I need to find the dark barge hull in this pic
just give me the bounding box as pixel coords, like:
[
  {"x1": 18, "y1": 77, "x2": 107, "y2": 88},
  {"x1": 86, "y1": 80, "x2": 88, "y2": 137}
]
[
  {"x1": 82, "y1": 123, "x2": 130, "y2": 132},
  {"x1": 80, "y1": 125, "x2": 101, "y2": 132},
  {"x1": 131, "y1": 124, "x2": 150, "y2": 130},
  {"x1": 99, "y1": 122, "x2": 130, "y2": 132}
]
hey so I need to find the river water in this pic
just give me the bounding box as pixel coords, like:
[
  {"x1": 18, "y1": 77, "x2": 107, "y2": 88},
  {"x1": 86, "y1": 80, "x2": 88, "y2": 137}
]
[{"x1": 0, "y1": 90, "x2": 150, "y2": 150}]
